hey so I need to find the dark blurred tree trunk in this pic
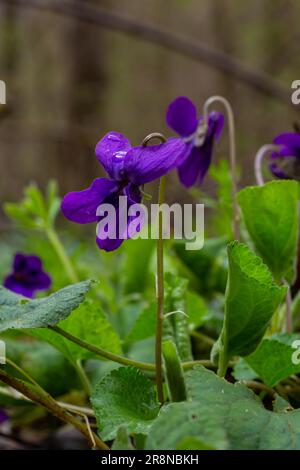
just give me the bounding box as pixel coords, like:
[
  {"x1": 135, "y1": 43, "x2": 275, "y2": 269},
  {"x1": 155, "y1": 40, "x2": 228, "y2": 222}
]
[{"x1": 60, "y1": 0, "x2": 108, "y2": 191}]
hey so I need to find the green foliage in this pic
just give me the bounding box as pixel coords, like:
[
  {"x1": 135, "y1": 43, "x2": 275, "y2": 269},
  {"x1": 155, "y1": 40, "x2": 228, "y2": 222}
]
[
  {"x1": 4, "y1": 181, "x2": 60, "y2": 230},
  {"x1": 122, "y1": 238, "x2": 156, "y2": 294},
  {"x1": 232, "y1": 359, "x2": 257, "y2": 382},
  {"x1": 210, "y1": 159, "x2": 234, "y2": 238},
  {"x1": 186, "y1": 366, "x2": 300, "y2": 450},
  {"x1": 31, "y1": 299, "x2": 122, "y2": 363},
  {"x1": 126, "y1": 277, "x2": 207, "y2": 348},
  {"x1": 91, "y1": 367, "x2": 160, "y2": 440},
  {"x1": 191, "y1": 159, "x2": 234, "y2": 238},
  {"x1": 125, "y1": 301, "x2": 156, "y2": 344},
  {"x1": 0, "y1": 281, "x2": 92, "y2": 332},
  {"x1": 245, "y1": 333, "x2": 300, "y2": 387},
  {"x1": 2, "y1": 337, "x2": 77, "y2": 396},
  {"x1": 186, "y1": 291, "x2": 208, "y2": 330},
  {"x1": 173, "y1": 237, "x2": 228, "y2": 296},
  {"x1": 2, "y1": 173, "x2": 300, "y2": 451},
  {"x1": 238, "y1": 180, "x2": 299, "y2": 283},
  {"x1": 212, "y1": 242, "x2": 286, "y2": 369},
  {"x1": 112, "y1": 426, "x2": 134, "y2": 450},
  {"x1": 146, "y1": 401, "x2": 228, "y2": 450}
]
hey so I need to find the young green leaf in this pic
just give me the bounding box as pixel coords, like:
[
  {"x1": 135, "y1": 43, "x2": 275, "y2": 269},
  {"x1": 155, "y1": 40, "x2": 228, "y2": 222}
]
[
  {"x1": 212, "y1": 242, "x2": 286, "y2": 374},
  {"x1": 245, "y1": 333, "x2": 300, "y2": 387},
  {"x1": 4, "y1": 181, "x2": 61, "y2": 231},
  {"x1": 91, "y1": 367, "x2": 159, "y2": 441},
  {"x1": 238, "y1": 181, "x2": 299, "y2": 283},
  {"x1": 0, "y1": 281, "x2": 92, "y2": 331}
]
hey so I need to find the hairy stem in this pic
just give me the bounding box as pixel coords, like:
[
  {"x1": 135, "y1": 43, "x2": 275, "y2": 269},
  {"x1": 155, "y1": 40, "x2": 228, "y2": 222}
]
[
  {"x1": 155, "y1": 176, "x2": 166, "y2": 404},
  {"x1": 203, "y1": 95, "x2": 240, "y2": 240},
  {"x1": 46, "y1": 227, "x2": 78, "y2": 283}
]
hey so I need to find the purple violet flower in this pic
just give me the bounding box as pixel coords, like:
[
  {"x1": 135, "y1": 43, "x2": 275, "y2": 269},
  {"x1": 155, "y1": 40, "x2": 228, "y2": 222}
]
[
  {"x1": 61, "y1": 132, "x2": 186, "y2": 251},
  {"x1": 269, "y1": 132, "x2": 300, "y2": 181},
  {"x1": 166, "y1": 96, "x2": 224, "y2": 187},
  {"x1": 4, "y1": 253, "x2": 52, "y2": 298}
]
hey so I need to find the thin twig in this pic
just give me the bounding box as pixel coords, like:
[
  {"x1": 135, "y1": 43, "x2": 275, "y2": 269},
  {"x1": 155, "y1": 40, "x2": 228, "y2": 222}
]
[{"x1": 1, "y1": 0, "x2": 292, "y2": 105}]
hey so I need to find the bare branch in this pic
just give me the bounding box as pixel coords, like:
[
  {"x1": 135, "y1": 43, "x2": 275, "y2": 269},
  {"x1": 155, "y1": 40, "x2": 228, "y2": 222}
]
[{"x1": 0, "y1": 0, "x2": 293, "y2": 107}]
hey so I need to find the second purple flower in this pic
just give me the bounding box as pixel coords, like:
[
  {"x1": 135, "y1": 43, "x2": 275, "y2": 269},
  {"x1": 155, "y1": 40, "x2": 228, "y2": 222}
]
[{"x1": 166, "y1": 96, "x2": 224, "y2": 187}]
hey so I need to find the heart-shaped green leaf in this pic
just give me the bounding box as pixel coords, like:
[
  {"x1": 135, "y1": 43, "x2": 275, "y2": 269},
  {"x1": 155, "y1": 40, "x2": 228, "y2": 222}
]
[
  {"x1": 212, "y1": 242, "x2": 286, "y2": 373},
  {"x1": 146, "y1": 401, "x2": 228, "y2": 450},
  {"x1": 91, "y1": 366, "x2": 159, "y2": 440},
  {"x1": 238, "y1": 181, "x2": 299, "y2": 283},
  {"x1": 186, "y1": 366, "x2": 300, "y2": 449}
]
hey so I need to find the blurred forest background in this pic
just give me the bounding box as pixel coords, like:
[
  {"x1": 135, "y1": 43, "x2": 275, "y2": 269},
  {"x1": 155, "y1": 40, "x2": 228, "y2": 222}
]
[{"x1": 0, "y1": 0, "x2": 299, "y2": 226}]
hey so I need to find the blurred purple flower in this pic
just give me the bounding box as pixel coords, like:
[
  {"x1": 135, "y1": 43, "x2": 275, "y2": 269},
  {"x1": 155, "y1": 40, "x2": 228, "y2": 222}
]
[
  {"x1": 0, "y1": 409, "x2": 8, "y2": 425},
  {"x1": 4, "y1": 253, "x2": 52, "y2": 298},
  {"x1": 166, "y1": 96, "x2": 224, "y2": 187},
  {"x1": 61, "y1": 132, "x2": 186, "y2": 251},
  {"x1": 269, "y1": 132, "x2": 300, "y2": 180}
]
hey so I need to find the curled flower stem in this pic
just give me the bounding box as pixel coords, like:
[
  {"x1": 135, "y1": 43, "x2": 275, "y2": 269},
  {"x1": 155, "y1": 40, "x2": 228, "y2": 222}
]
[
  {"x1": 46, "y1": 226, "x2": 79, "y2": 284},
  {"x1": 142, "y1": 132, "x2": 167, "y2": 405},
  {"x1": 203, "y1": 96, "x2": 240, "y2": 240},
  {"x1": 254, "y1": 144, "x2": 279, "y2": 186}
]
